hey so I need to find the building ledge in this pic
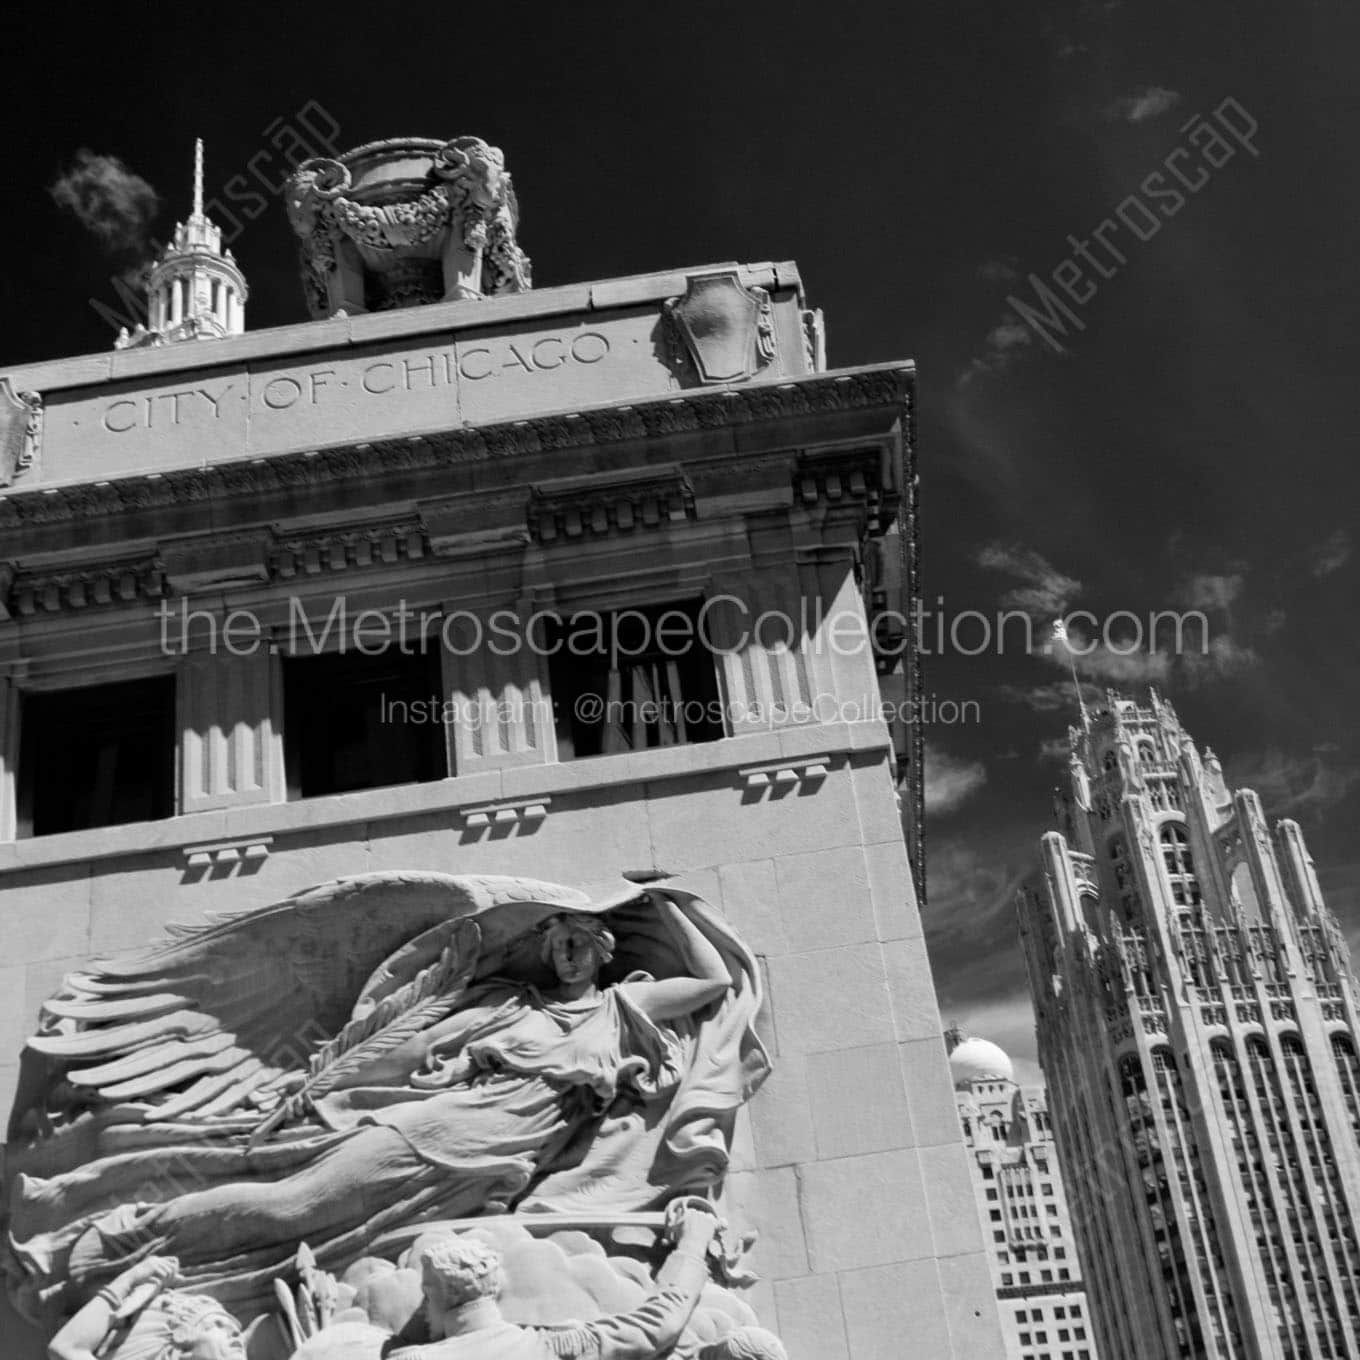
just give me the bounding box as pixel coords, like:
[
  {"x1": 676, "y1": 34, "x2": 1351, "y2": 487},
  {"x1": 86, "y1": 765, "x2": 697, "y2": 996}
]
[
  {"x1": 0, "y1": 720, "x2": 893, "y2": 878},
  {"x1": 0, "y1": 362, "x2": 912, "y2": 530},
  {"x1": 3, "y1": 262, "x2": 803, "y2": 396}
]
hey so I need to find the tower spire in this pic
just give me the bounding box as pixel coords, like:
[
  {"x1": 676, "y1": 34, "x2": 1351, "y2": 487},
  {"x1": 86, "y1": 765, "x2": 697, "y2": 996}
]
[
  {"x1": 192, "y1": 137, "x2": 204, "y2": 219},
  {"x1": 114, "y1": 137, "x2": 247, "y2": 351}
]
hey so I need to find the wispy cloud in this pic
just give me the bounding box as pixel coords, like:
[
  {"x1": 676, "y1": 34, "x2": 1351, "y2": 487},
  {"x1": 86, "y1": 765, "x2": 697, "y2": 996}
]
[
  {"x1": 957, "y1": 315, "x2": 1035, "y2": 386},
  {"x1": 925, "y1": 743, "x2": 988, "y2": 815},
  {"x1": 977, "y1": 257, "x2": 1020, "y2": 284},
  {"x1": 1175, "y1": 572, "x2": 1245, "y2": 611},
  {"x1": 50, "y1": 149, "x2": 160, "y2": 257},
  {"x1": 1048, "y1": 622, "x2": 1174, "y2": 685},
  {"x1": 1309, "y1": 529, "x2": 1352, "y2": 579},
  {"x1": 925, "y1": 839, "x2": 1033, "y2": 1002},
  {"x1": 1040, "y1": 610, "x2": 1258, "y2": 693},
  {"x1": 1228, "y1": 749, "x2": 1360, "y2": 818},
  {"x1": 977, "y1": 543, "x2": 1083, "y2": 619},
  {"x1": 1104, "y1": 86, "x2": 1182, "y2": 124},
  {"x1": 996, "y1": 680, "x2": 1102, "y2": 715},
  {"x1": 1179, "y1": 635, "x2": 1260, "y2": 687}
]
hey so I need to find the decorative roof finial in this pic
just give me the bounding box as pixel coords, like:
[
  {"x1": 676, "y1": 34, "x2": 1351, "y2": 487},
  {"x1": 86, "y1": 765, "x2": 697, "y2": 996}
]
[
  {"x1": 192, "y1": 137, "x2": 205, "y2": 220},
  {"x1": 285, "y1": 135, "x2": 531, "y2": 318},
  {"x1": 113, "y1": 138, "x2": 248, "y2": 350}
]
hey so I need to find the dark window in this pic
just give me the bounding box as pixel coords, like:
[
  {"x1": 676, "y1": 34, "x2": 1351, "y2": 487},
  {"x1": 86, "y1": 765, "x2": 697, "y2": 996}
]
[
  {"x1": 547, "y1": 599, "x2": 725, "y2": 760},
  {"x1": 1160, "y1": 823, "x2": 1202, "y2": 905},
  {"x1": 283, "y1": 645, "x2": 445, "y2": 798},
  {"x1": 19, "y1": 675, "x2": 176, "y2": 836}
]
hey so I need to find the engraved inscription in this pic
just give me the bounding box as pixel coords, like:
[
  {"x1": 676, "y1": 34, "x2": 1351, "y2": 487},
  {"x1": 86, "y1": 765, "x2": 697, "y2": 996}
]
[
  {"x1": 457, "y1": 331, "x2": 610, "y2": 380},
  {"x1": 101, "y1": 382, "x2": 238, "y2": 434},
  {"x1": 95, "y1": 332, "x2": 614, "y2": 432}
]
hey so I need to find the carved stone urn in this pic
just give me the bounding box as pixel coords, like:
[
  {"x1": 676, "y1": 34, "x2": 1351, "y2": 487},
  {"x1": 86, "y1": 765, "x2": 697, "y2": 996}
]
[{"x1": 285, "y1": 136, "x2": 532, "y2": 318}]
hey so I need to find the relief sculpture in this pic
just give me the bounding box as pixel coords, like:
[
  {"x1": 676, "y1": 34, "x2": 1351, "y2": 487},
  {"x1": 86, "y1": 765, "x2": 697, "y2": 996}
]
[{"x1": 5, "y1": 873, "x2": 786, "y2": 1359}]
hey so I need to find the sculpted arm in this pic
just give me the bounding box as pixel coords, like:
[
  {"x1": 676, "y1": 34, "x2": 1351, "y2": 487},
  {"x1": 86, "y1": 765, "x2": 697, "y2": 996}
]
[
  {"x1": 47, "y1": 1258, "x2": 178, "y2": 1360},
  {"x1": 620, "y1": 896, "x2": 731, "y2": 1022},
  {"x1": 548, "y1": 1203, "x2": 721, "y2": 1360}
]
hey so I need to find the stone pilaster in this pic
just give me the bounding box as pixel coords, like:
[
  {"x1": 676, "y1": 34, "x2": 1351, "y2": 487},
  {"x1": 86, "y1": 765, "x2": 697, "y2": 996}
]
[
  {"x1": 0, "y1": 673, "x2": 17, "y2": 841},
  {"x1": 178, "y1": 647, "x2": 282, "y2": 813},
  {"x1": 442, "y1": 602, "x2": 555, "y2": 776}
]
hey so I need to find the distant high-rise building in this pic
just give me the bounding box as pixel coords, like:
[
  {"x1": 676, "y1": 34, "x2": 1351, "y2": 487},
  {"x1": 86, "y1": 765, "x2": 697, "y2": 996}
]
[
  {"x1": 1019, "y1": 689, "x2": 1360, "y2": 1360},
  {"x1": 948, "y1": 1027, "x2": 1101, "y2": 1360}
]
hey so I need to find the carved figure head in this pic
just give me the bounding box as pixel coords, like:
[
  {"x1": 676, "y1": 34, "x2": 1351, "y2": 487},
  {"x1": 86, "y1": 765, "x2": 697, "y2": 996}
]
[
  {"x1": 284, "y1": 157, "x2": 349, "y2": 236},
  {"x1": 539, "y1": 914, "x2": 616, "y2": 984},
  {"x1": 433, "y1": 136, "x2": 506, "y2": 209},
  {"x1": 417, "y1": 1233, "x2": 505, "y2": 1314},
  {"x1": 699, "y1": 1327, "x2": 790, "y2": 1360},
  {"x1": 113, "y1": 1292, "x2": 245, "y2": 1360}
]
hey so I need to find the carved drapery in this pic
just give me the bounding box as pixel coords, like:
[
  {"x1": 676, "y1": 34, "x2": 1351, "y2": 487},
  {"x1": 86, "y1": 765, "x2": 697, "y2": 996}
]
[{"x1": 6, "y1": 874, "x2": 770, "y2": 1340}]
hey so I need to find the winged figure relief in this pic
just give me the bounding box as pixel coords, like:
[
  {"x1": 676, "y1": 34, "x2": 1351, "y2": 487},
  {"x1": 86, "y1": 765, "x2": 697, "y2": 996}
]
[{"x1": 4, "y1": 872, "x2": 770, "y2": 1327}]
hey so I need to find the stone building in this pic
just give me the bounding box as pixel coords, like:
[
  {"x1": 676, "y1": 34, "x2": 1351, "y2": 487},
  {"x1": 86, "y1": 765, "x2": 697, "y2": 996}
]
[
  {"x1": 947, "y1": 1029, "x2": 1100, "y2": 1360},
  {"x1": 1019, "y1": 689, "x2": 1360, "y2": 1360},
  {"x1": 0, "y1": 137, "x2": 1003, "y2": 1358}
]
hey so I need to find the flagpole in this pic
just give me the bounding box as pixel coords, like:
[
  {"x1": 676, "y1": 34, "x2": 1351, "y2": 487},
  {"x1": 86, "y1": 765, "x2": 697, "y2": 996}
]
[{"x1": 1052, "y1": 618, "x2": 1090, "y2": 730}]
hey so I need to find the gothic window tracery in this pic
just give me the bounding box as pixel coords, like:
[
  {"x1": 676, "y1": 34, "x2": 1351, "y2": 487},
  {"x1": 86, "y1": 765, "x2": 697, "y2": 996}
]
[{"x1": 1160, "y1": 824, "x2": 1203, "y2": 906}]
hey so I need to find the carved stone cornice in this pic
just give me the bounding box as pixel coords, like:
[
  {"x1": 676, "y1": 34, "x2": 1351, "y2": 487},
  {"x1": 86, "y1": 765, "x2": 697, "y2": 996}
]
[
  {"x1": 528, "y1": 467, "x2": 695, "y2": 543},
  {"x1": 0, "y1": 367, "x2": 912, "y2": 532},
  {"x1": 270, "y1": 519, "x2": 427, "y2": 578},
  {"x1": 161, "y1": 530, "x2": 272, "y2": 594},
  {"x1": 794, "y1": 448, "x2": 892, "y2": 531},
  {"x1": 5, "y1": 554, "x2": 166, "y2": 616}
]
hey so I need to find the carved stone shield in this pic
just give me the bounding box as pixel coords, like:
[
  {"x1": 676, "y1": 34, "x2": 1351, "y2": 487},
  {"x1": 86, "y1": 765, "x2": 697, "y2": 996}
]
[
  {"x1": 663, "y1": 270, "x2": 776, "y2": 384},
  {"x1": 0, "y1": 378, "x2": 41, "y2": 487}
]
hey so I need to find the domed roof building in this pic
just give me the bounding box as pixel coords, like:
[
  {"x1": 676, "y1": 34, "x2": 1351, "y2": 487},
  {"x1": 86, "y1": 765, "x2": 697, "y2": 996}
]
[
  {"x1": 944, "y1": 1026, "x2": 1100, "y2": 1360},
  {"x1": 945, "y1": 1028, "x2": 1015, "y2": 1088}
]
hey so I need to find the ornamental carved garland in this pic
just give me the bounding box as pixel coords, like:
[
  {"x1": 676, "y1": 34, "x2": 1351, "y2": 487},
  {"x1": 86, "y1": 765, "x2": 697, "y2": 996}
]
[{"x1": 287, "y1": 137, "x2": 532, "y2": 314}]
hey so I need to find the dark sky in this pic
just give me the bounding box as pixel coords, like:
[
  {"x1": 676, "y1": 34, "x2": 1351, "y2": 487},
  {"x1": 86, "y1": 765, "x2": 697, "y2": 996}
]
[{"x1": 4, "y1": 0, "x2": 1359, "y2": 1079}]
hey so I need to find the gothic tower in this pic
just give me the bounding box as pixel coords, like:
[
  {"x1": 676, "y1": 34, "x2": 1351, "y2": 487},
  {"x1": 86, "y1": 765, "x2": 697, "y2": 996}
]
[
  {"x1": 1018, "y1": 690, "x2": 1360, "y2": 1360},
  {"x1": 116, "y1": 139, "x2": 248, "y2": 349}
]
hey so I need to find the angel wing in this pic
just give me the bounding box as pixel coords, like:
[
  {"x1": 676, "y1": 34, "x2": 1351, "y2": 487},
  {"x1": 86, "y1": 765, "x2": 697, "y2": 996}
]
[{"x1": 11, "y1": 872, "x2": 588, "y2": 1139}]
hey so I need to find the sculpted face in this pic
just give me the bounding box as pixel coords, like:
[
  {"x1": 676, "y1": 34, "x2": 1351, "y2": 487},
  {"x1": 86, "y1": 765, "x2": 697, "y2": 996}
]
[
  {"x1": 548, "y1": 926, "x2": 604, "y2": 987},
  {"x1": 184, "y1": 1312, "x2": 246, "y2": 1360}
]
